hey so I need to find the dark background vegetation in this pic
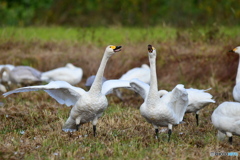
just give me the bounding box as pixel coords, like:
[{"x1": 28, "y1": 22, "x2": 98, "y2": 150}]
[{"x1": 1, "y1": 0, "x2": 240, "y2": 27}]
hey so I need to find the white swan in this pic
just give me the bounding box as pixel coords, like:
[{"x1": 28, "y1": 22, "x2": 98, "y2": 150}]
[
  {"x1": 0, "y1": 66, "x2": 42, "y2": 85},
  {"x1": 119, "y1": 64, "x2": 150, "y2": 84},
  {"x1": 158, "y1": 88, "x2": 215, "y2": 126},
  {"x1": 41, "y1": 63, "x2": 83, "y2": 85},
  {"x1": 185, "y1": 88, "x2": 215, "y2": 125},
  {"x1": 211, "y1": 101, "x2": 240, "y2": 144},
  {"x1": 132, "y1": 45, "x2": 188, "y2": 141},
  {"x1": 3, "y1": 45, "x2": 122, "y2": 136},
  {"x1": 230, "y1": 46, "x2": 240, "y2": 102},
  {"x1": 0, "y1": 64, "x2": 15, "y2": 83},
  {"x1": 0, "y1": 83, "x2": 7, "y2": 92}
]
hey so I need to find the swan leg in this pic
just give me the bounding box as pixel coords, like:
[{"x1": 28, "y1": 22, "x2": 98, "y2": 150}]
[
  {"x1": 93, "y1": 125, "x2": 97, "y2": 137},
  {"x1": 195, "y1": 113, "x2": 199, "y2": 126},
  {"x1": 92, "y1": 117, "x2": 98, "y2": 137},
  {"x1": 168, "y1": 124, "x2": 172, "y2": 142},
  {"x1": 153, "y1": 125, "x2": 158, "y2": 139},
  {"x1": 226, "y1": 132, "x2": 233, "y2": 145}
]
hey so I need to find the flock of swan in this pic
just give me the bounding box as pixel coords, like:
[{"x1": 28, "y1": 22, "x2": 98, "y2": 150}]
[
  {"x1": 1, "y1": 45, "x2": 240, "y2": 144},
  {"x1": 0, "y1": 63, "x2": 83, "y2": 89}
]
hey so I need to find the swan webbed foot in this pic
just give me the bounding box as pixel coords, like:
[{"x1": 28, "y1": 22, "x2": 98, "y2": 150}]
[
  {"x1": 228, "y1": 136, "x2": 233, "y2": 145},
  {"x1": 196, "y1": 113, "x2": 199, "y2": 126},
  {"x1": 93, "y1": 125, "x2": 97, "y2": 137},
  {"x1": 168, "y1": 129, "x2": 172, "y2": 142},
  {"x1": 155, "y1": 128, "x2": 159, "y2": 139}
]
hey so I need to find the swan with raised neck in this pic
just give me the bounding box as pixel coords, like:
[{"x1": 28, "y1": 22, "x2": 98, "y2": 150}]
[
  {"x1": 139, "y1": 45, "x2": 188, "y2": 141},
  {"x1": 3, "y1": 45, "x2": 122, "y2": 137},
  {"x1": 230, "y1": 46, "x2": 240, "y2": 102}
]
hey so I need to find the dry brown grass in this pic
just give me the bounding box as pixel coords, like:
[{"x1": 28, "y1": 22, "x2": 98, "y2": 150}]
[{"x1": 0, "y1": 34, "x2": 240, "y2": 159}]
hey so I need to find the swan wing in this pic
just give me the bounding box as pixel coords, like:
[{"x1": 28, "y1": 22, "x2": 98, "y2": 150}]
[
  {"x1": 130, "y1": 78, "x2": 150, "y2": 100},
  {"x1": 186, "y1": 88, "x2": 215, "y2": 111},
  {"x1": 120, "y1": 67, "x2": 150, "y2": 83},
  {"x1": 3, "y1": 81, "x2": 85, "y2": 106},
  {"x1": 101, "y1": 80, "x2": 131, "y2": 95},
  {"x1": 16, "y1": 66, "x2": 42, "y2": 78},
  {"x1": 168, "y1": 84, "x2": 188, "y2": 122}
]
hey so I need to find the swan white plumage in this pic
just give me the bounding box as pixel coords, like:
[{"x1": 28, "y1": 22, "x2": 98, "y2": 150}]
[
  {"x1": 0, "y1": 66, "x2": 42, "y2": 85},
  {"x1": 132, "y1": 45, "x2": 188, "y2": 141},
  {"x1": 211, "y1": 101, "x2": 240, "y2": 144},
  {"x1": 230, "y1": 46, "x2": 240, "y2": 102},
  {"x1": 158, "y1": 88, "x2": 215, "y2": 126},
  {"x1": 0, "y1": 83, "x2": 7, "y2": 92},
  {"x1": 102, "y1": 46, "x2": 188, "y2": 141},
  {"x1": 41, "y1": 63, "x2": 83, "y2": 85},
  {"x1": 119, "y1": 64, "x2": 150, "y2": 84},
  {"x1": 0, "y1": 64, "x2": 15, "y2": 83},
  {"x1": 3, "y1": 45, "x2": 122, "y2": 136},
  {"x1": 185, "y1": 88, "x2": 215, "y2": 125}
]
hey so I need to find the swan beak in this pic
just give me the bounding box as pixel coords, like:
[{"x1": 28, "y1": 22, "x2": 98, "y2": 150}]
[
  {"x1": 113, "y1": 46, "x2": 122, "y2": 52},
  {"x1": 148, "y1": 44, "x2": 153, "y2": 53},
  {"x1": 229, "y1": 48, "x2": 237, "y2": 53}
]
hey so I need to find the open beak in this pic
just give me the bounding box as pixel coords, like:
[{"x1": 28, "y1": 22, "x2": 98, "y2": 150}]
[
  {"x1": 114, "y1": 46, "x2": 122, "y2": 52},
  {"x1": 148, "y1": 44, "x2": 153, "y2": 53},
  {"x1": 229, "y1": 48, "x2": 236, "y2": 53}
]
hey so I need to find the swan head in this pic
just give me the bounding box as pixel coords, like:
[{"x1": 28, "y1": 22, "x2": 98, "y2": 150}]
[
  {"x1": 105, "y1": 45, "x2": 122, "y2": 56},
  {"x1": 65, "y1": 63, "x2": 75, "y2": 69},
  {"x1": 141, "y1": 64, "x2": 150, "y2": 69},
  {"x1": 230, "y1": 46, "x2": 240, "y2": 54},
  {"x1": 148, "y1": 45, "x2": 156, "y2": 58}
]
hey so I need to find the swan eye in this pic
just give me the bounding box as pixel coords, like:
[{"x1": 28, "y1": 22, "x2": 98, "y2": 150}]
[{"x1": 110, "y1": 46, "x2": 116, "y2": 49}]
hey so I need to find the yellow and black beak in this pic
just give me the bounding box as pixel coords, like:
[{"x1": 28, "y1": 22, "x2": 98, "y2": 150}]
[
  {"x1": 110, "y1": 45, "x2": 122, "y2": 52},
  {"x1": 148, "y1": 44, "x2": 153, "y2": 53},
  {"x1": 229, "y1": 48, "x2": 237, "y2": 53}
]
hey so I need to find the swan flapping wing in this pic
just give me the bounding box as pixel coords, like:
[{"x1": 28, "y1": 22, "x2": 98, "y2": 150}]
[
  {"x1": 129, "y1": 78, "x2": 150, "y2": 100},
  {"x1": 168, "y1": 84, "x2": 188, "y2": 122},
  {"x1": 3, "y1": 81, "x2": 85, "y2": 107},
  {"x1": 101, "y1": 80, "x2": 131, "y2": 95}
]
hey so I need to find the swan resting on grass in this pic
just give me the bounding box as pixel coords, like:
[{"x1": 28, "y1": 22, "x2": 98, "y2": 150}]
[
  {"x1": 0, "y1": 64, "x2": 15, "y2": 83},
  {"x1": 41, "y1": 63, "x2": 83, "y2": 86},
  {"x1": 0, "y1": 66, "x2": 42, "y2": 85},
  {"x1": 3, "y1": 45, "x2": 123, "y2": 136},
  {"x1": 230, "y1": 46, "x2": 240, "y2": 102},
  {"x1": 211, "y1": 101, "x2": 240, "y2": 144}
]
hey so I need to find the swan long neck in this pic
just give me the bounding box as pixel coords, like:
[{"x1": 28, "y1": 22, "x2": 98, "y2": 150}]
[
  {"x1": 89, "y1": 52, "x2": 110, "y2": 94},
  {"x1": 236, "y1": 56, "x2": 240, "y2": 83},
  {"x1": 0, "y1": 67, "x2": 10, "y2": 81},
  {"x1": 147, "y1": 55, "x2": 159, "y2": 101}
]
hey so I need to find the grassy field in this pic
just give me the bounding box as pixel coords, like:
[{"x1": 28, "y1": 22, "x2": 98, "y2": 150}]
[{"x1": 0, "y1": 26, "x2": 240, "y2": 159}]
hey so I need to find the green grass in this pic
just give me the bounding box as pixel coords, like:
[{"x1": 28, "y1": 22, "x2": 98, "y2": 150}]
[
  {"x1": 0, "y1": 26, "x2": 239, "y2": 45},
  {"x1": 0, "y1": 26, "x2": 176, "y2": 44}
]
